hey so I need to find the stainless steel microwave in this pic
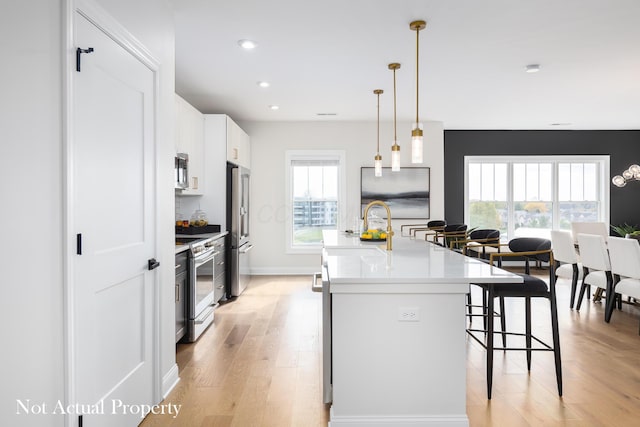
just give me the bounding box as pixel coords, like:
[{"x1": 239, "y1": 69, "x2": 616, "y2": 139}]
[{"x1": 175, "y1": 153, "x2": 189, "y2": 190}]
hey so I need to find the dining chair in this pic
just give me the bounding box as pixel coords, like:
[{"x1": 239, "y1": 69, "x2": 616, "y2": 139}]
[
  {"x1": 468, "y1": 237, "x2": 562, "y2": 399},
  {"x1": 605, "y1": 236, "x2": 640, "y2": 332},
  {"x1": 571, "y1": 221, "x2": 609, "y2": 244},
  {"x1": 575, "y1": 233, "x2": 613, "y2": 319},
  {"x1": 550, "y1": 230, "x2": 583, "y2": 309}
]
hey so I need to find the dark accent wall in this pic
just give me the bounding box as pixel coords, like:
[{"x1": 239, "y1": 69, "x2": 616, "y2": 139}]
[{"x1": 444, "y1": 130, "x2": 640, "y2": 231}]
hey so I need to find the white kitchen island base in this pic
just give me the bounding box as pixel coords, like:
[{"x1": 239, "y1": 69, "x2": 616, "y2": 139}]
[
  {"x1": 322, "y1": 230, "x2": 522, "y2": 427},
  {"x1": 329, "y1": 292, "x2": 469, "y2": 427}
]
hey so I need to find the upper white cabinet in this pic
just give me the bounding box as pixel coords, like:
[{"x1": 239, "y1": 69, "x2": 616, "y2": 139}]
[
  {"x1": 175, "y1": 94, "x2": 204, "y2": 195},
  {"x1": 226, "y1": 116, "x2": 251, "y2": 169},
  {"x1": 202, "y1": 114, "x2": 251, "y2": 226}
]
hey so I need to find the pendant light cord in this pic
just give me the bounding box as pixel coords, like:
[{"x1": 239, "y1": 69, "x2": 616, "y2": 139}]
[
  {"x1": 415, "y1": 26, "x2": 419, "y2": 123},
  {"x1": 393, "y1": 68, "x2": 397, "y2": 141},
  {"x1": 376, "y1": 92, "x2": 380, "y2": 154}
]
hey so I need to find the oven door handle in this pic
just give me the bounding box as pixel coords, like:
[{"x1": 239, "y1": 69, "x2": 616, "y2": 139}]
[{"x1": 194, "y1": 252, "x2": 216, "y2": 266}]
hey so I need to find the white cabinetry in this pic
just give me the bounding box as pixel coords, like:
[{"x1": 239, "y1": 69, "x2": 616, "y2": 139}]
[
  {"x1": 175, "y1": 94, "x2": 204, "y2": 195},
  {"x1": 226, "y1": 116, "x2": 250, "y2": 169},
  {"x1": 202, "y1": 114, "x2": 251, "y2": 227}
]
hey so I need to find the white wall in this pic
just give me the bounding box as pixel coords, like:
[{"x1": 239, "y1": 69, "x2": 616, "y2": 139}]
[
  {"x1": 0, "y1": 1, "x2": 65, "y2": 425},
  {"x1": 0, "y1": 1, "x2": 175, "y2": 426},
  {"x1": 241, "y1": 120, "x2": 444, "y2": 275}
]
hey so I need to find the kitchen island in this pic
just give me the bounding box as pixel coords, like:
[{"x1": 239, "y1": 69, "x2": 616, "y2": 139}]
[{"x1": 321, "y1": 230, "x2": 522, "y2": 427}]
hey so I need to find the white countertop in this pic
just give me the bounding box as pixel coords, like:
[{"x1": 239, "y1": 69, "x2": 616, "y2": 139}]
[{"x1": 322, "y1": 230, "x2": 522, "y2": 293}]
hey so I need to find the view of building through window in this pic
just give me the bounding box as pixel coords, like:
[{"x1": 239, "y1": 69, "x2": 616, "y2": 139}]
[
  {"x1": 291, "y1": 159, "x2": 339, "y2": 246},
  {"x1": 466, "y1": 156, "x2": 607, "y2": 240}
]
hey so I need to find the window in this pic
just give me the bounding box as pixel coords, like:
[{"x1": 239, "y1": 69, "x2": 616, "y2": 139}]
[
  {"x1": 465, "y1": 156, "x2": 609, "y2": 240},
  {"x1": 285, "y1": 150, "x2": 346, "y2": 253}
]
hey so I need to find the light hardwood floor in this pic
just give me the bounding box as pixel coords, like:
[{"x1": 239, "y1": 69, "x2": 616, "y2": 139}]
[{"x1": 141, "y1": 272, "x2": 640, "y2": 427}]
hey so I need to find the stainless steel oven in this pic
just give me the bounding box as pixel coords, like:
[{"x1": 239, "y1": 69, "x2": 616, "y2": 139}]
[{"x1": 186, "y1": 237, "x2": 221, "y2": 342}]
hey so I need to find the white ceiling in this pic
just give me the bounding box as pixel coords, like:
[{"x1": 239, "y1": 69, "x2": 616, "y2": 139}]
[{"x1": 171, "y1": 0, "x2": 640, "y2": 129}]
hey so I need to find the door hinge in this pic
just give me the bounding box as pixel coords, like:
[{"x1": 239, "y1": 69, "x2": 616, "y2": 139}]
[{"x1": 76, "y1": 47, "x2": 94, "y2": 72}]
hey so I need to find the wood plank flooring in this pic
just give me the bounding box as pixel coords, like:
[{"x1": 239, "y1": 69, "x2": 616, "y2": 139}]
[{"x1": 141, "y1": 272, "x2": 640, "y2": 427}]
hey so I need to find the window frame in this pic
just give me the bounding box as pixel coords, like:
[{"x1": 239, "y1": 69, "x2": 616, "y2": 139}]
[
  {"x1": 285, "y1": 150, "x2": 346, "y2": 254},
  {"x1": 464, "y1": 155, "x2": 610, "y2": 239}
]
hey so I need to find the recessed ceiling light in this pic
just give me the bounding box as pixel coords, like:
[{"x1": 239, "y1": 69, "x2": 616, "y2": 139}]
[
  {"x1": 238, "y1": 39, "x2": 257, "y2": 50},
  {"x1": 257, "y1": 81, "x2": 270, "y2": 88},
  {"x1": 268, "y1": 105, "x2": 279, "y2": 110},
  {"x1": 525, "y1": 64, "x2": 541, "y2": 73}
]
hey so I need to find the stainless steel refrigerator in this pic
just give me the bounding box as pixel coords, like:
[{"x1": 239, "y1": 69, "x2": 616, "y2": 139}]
[{"x1": 226, "y1": 162, "x2": 252, "y2": 297}]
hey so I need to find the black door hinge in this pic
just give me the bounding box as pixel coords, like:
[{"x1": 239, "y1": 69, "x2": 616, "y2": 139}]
[{"x1": 76, "y1": 47, "x2": 94, "y2": 72}]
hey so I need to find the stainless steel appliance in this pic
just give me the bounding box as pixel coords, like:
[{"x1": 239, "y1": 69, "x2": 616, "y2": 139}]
[
  {"x1": 312, "y1": 262, "x2": 332, "y2": 403},
  {"x1": 227, "y1": 163, "x2": 252, "y2": 297},
  {"x1": 184, "y1": 236, "x2": 221, "y2": 341},
  {"x1": 175, "y1": 153, "x2": 189, "y2": 190}
]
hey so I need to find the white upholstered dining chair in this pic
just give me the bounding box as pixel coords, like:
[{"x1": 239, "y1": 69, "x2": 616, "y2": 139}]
[
  {"x1": 571, "y1": 222, "x2": 609, "y2": 244},
  {"x1": 551, "y1": 230, "x2": 583, "y2": 309},
  {"x1": 606, "y1": 236, "x2": 640, "y2": 333},
  {"x1": 575, "y1": 233, "x2": 613, "y2": 320}
]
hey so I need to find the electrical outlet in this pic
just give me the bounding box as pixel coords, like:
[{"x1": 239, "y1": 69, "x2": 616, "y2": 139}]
[{"x1": 398, "y1": 307, "x2": 420, "y2": 322}]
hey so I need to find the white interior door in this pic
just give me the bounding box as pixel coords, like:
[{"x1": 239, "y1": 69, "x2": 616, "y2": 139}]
[{"x1": 73, "y1": 11, "x2": 156, "y2": 426}]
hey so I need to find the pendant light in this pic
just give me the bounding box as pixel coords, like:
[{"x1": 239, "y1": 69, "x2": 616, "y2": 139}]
[
  {"x1": 410, "y1": 20, "x2": 426, "y2": 164},
  {"x1": 373, "y1": 89, "x2": 384, "y2": 177},
  {"x1": 389, "y1": 63, "x2": 401, "y2": 171}
]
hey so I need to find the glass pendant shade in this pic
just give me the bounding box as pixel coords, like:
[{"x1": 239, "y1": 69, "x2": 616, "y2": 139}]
[
  {"x1": 612, "y1": 175, "x2": 626, "y2": 187},
  {"x1": 411, "y1": 123, "x2": 423, "y2": 163},
  {"x1": 629, "y1": 164, "x2": 640, "y2": 174},
  {"x1": 374, "y1": 154, "x2": 382, "y2": 177},
  {"x1": 623, "y1": 169, "x2": 633, "y2": 179},
  {"x1": 391, "y1": 143, "x2": 401, "y2": 171}
]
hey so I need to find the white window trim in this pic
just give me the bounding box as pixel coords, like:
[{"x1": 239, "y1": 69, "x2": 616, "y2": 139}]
[
  {"x1": 285, "y1": 150, "x2": 346, "y2": 254},
  {"x1": 464, "y1": 155, "x2": 610, "y2": 237}
]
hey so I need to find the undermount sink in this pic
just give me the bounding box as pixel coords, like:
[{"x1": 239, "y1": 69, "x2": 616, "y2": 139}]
[{"x1": 324, "y1": 246, "x2": 387, "y2": 257}]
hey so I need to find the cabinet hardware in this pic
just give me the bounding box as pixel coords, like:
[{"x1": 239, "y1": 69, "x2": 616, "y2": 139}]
[
  {"x1": 76, "y1": 233, "x2": 82, "y2": 255},
  {"x1": 175, "y1": 284, "x2": 179, "y2": 302}
]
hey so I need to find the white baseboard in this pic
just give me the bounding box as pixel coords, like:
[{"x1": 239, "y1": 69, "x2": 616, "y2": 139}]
[
  {"x1": 162, "y1": 363, "x2": 180, "y2": 399},
  {"x1": 250, "y1": 266, "x2": 318, "y2": 275},
  {"x1": 328, "y1": 412, "x2": 468, "y2": 427}
]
